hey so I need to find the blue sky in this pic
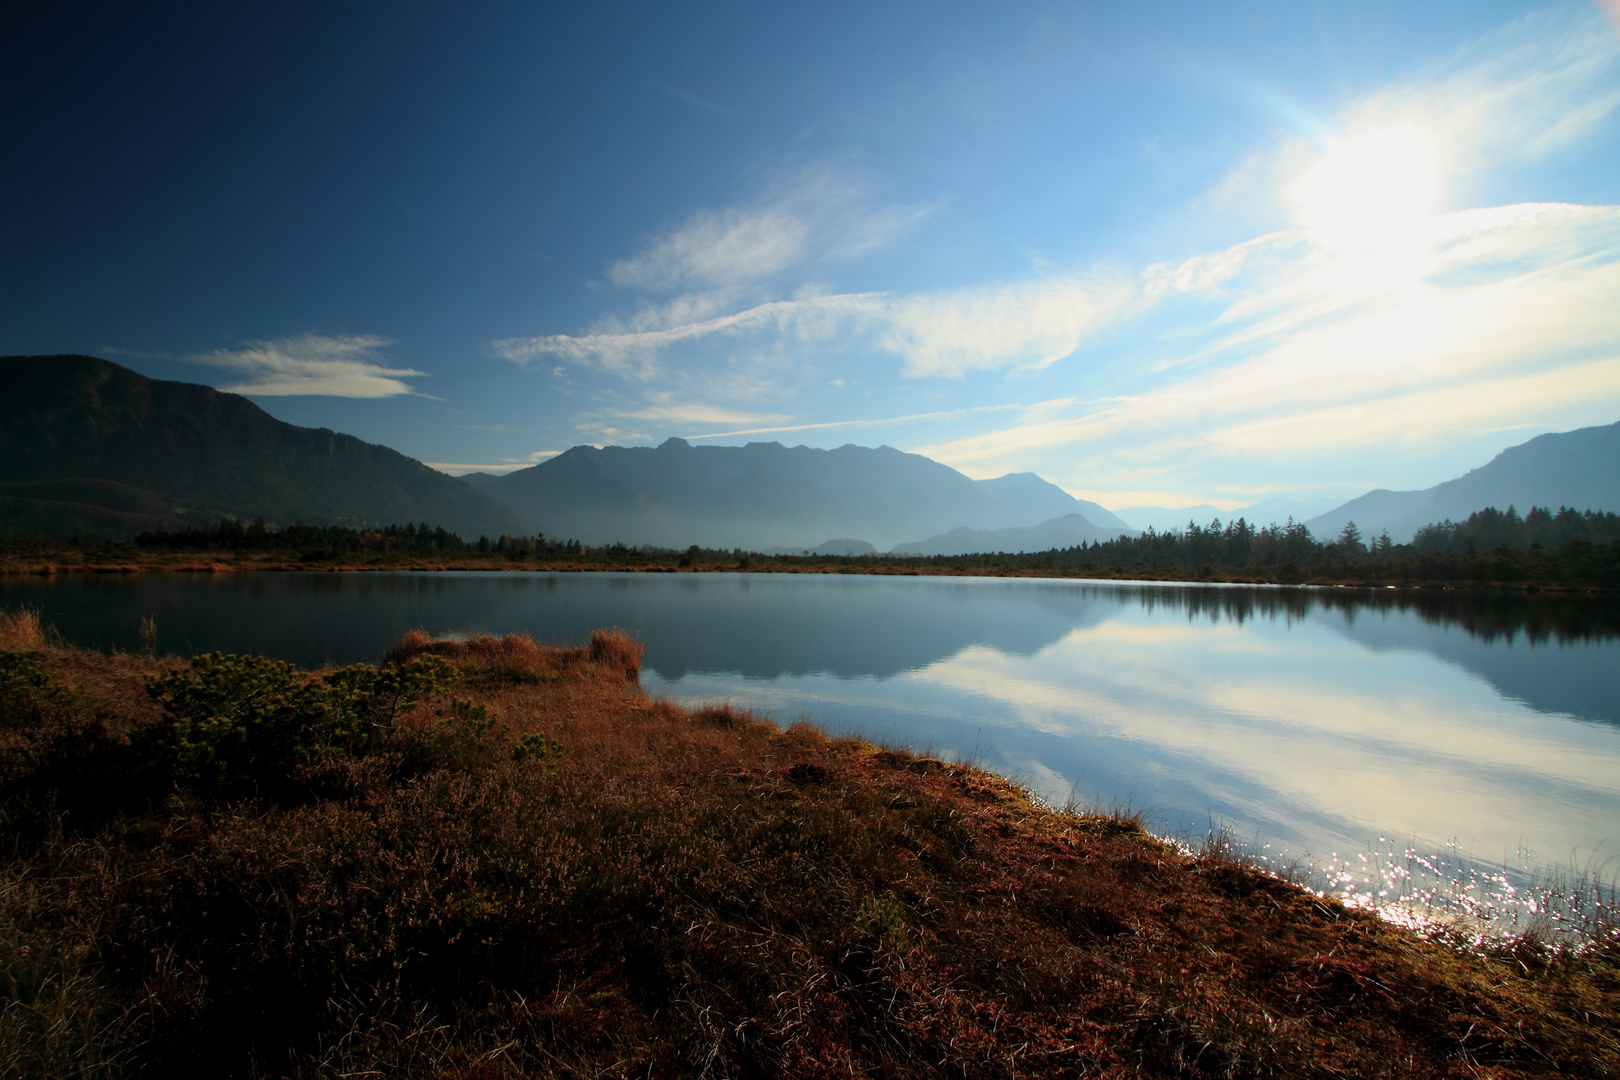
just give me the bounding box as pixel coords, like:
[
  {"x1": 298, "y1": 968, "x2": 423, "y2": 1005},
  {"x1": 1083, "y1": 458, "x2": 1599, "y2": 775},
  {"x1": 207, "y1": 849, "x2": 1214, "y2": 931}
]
[{"x1": 4, "y1": 1, "x2": 1617, "y2": 511}]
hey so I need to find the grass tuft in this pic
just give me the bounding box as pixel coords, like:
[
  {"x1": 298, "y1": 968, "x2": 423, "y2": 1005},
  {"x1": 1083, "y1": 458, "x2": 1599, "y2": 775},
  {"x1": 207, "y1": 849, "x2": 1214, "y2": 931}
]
[
  {"x1": 384, "y1": 628, "x2": 642, "y2": 688},
  {"x1": 0, "y1": 607, "x2": 47, "y2": 652}
]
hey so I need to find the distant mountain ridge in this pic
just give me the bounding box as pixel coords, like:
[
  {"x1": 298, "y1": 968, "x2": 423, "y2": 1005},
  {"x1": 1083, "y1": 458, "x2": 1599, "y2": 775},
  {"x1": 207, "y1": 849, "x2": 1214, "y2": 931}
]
[
  {"x1": 485, "y1": 438, "x2": 1131, "y2": 550},
  {"x1": 0, "y1": 355, "x2": 535, "y2": 541},
  {"x1": 1116, "y1": 496, "x2": 1342, "y2": 533},
  {"x1": 456, "y1": 471, "x2": 508, "y2": 491},
  {"x1": 1305, "y1": 421, "x2": 1620, "y2": 543},
  {"x1": 764, "y1": 539, "x2": 880, "y2": 557},
  {"x1": 891, "y1": 513, "x2": 1133, "y2": 556}
]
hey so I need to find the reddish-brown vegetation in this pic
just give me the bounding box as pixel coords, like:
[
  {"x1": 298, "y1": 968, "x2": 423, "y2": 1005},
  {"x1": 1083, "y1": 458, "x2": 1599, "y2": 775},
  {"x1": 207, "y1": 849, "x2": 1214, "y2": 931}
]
[{"x1": 1, "y1": 624, "x2": 1616, "y2": 1077}]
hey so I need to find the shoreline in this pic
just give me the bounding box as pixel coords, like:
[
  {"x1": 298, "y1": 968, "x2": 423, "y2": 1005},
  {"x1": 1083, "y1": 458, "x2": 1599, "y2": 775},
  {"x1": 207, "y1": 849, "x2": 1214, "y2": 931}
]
[{"x1": 2, "y1": 552, "x2": 1611, "y2": 593}]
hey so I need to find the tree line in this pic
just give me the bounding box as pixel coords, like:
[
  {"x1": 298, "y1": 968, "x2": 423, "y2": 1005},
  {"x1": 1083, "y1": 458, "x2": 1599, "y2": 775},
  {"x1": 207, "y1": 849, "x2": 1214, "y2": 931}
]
[
  {"x1": 1408, "y1": 506, "x2": 1620, "y2": 553},
  {"x1": 892, "y1": 505, "x2": 1619, "y2": 587},
  {"x1": 131, "y1": 519, "x2": 596, "y2": 558},
  {"x1": 96, "y1": 505, "x2": 1620, "y2": 589}
]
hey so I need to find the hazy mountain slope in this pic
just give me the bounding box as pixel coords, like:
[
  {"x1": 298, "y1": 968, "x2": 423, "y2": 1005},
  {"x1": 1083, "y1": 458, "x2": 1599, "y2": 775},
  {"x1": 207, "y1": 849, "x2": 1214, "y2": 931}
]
[
  {"x1": 1115, "y1": 504, "x2": 1229, "y2": 533},
  {"x1": 456, "y1": 472, "x2": 506, "y2": 491},
  {"x1": 972, "y1": 472, "x2": 1132, "y2": 530},
  {"x1": 763, "y1": 539, "x2": 879, "y2": 557},
  {"x1": 0, "y1": 355, "x2": 535, "y2": 540},
  {"x1": 1304, "y1": 490, "x2": 1435, "y2": 543},
  {"x1": 1118, "y1": 496, "x2": 1342, "y2": 533},
  {"x1": 1306, "y1": 421, "x2": 1620, "y2": 543},
  {"x1": 486, "y1": 438, "x2": 1111, "y2": 550},
  {"x1": 890, "y1": 513, "x2": 1134, "y2": 556},
  {"x1": 1236, "y1": 495, "x2": 1345, "y2": 528}
]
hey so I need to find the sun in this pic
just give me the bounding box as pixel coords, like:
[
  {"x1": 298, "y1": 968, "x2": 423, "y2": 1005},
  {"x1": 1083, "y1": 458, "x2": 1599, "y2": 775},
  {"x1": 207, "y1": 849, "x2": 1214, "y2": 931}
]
[{"x1": 1295, "y1": 127, "x2": 1438, "y2": 250}]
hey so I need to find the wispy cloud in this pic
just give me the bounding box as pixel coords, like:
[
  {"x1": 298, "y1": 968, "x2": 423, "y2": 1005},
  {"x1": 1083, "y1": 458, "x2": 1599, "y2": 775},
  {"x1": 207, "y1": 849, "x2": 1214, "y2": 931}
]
[
  {"x1": 191, "y1": 334, "x2": 426, "y2": 398},
  {"x1": 614, "y1": 400, "x2": 793, "y2": 427},
  {"x1": 608, "y1": 207, "x2": 808, "y2": 292},
  {"x1": 915, "y1": 202, "x2": 1620, "y2": 487},
  {"x1": 605, "y1": 168, "x2": 930, "y2": 296},
  {"x1": 495, "y1": 275, "x2": 1136, "y2": 381},
  {"x1": 879, "y1": 275, "x2": 1137, "y2": 378},
  {"x1": 564, "y1": 399, "x2": 794, "y2": 447},
  {"x1": 493, "y1": 294, "x2": 885, "y2": 378},
  {"x1": 426, "y1": 449, "x2": 563, "y2": 477},
  {"x1": 682, "y1": 402, "x2": 1024, "y2": 441},
  {"x1": 1367, "y1": 6, "x2": 1620, "y2": 165}
]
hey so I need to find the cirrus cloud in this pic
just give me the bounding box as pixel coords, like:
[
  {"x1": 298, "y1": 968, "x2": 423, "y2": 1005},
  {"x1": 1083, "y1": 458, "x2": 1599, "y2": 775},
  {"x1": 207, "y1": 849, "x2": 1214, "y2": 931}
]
[
  {"x1": 879, "y1": 275, "x2": 1137, "y2": 378},
  {"x1": 495, "y1": 275, "x2": 1136, "y2": 381},
  {"x1": 192, "y1": 333, "x2": 427, "y2": 398},
  {"x1": 913, "y1": 202, "x2": 1620, "y2": 494},
  {"x1": 607, "y1": 206, "x2": 810, "y2": 292},
  {"x1": 606, "y1": 167, "x2": 933, "y2": 296},
  {"x1": 493, "y1": 294, "x2": 886, "y2": 379}
]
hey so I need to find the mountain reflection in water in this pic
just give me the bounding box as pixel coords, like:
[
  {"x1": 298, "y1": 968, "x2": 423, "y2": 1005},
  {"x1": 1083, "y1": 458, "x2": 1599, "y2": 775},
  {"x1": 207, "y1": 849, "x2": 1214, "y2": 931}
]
[
  {"x1": 4, "y1": 572, "x2": 1617, "y2": 888},
  {"x1": 5, "y1": 573, "x2": 1613, "y2": 724}
]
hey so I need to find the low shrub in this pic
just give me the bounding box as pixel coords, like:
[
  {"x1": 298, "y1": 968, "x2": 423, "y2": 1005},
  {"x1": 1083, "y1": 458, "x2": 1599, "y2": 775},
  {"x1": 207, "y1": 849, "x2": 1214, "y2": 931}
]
[
  {"x1": 0, "y1": 650, "x2": 80, "y2": 784},
  {"x1": 512, "y1": 729, "x2": 562, "y2": 763},
  {"x1": 141, "y1": 652, "x2": 461, "y2": 794}
]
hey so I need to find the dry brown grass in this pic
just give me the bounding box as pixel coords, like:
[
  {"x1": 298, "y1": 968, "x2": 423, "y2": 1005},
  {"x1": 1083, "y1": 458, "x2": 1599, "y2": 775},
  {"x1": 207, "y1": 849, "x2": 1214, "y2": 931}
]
[
  {"x1": 0, "y1": 607, "x2": 46, "y2": 651},
  {"x1": 1, "y1": 630, "x2": 1616, "y2": 1078},
  {"x1": 383, "y1": 627, "x2": 642, "y2": 687}
]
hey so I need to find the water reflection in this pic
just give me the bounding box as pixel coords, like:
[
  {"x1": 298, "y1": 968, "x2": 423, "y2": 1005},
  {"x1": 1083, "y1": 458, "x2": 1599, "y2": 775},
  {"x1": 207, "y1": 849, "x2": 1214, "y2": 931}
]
[
  {"x1": 3, "y1": 572, "x2": 1617, "y2": 914},
  {"x1": 1, "y1": 572, "x2": 1092, "y2": 678},
  {"x1": 3, "y1": 574, "x2": 1614, "y2": 718}
]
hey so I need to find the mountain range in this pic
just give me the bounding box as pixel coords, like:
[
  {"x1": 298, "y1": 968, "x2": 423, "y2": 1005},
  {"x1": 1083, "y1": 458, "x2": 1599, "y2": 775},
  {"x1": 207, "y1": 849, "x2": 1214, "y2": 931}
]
[
  {"x1": 1110, "y1": 425, "x2": 1619, "y2": 543},
  {"x1": 481, "y1": 438, "x2": 1133, "y2": 551},
  {"x1": 4, "y1": 355, "x2": 1615, "y2": 553},
  {"x1": 0, "y1": 356, "x2": 534, "y2": 541},
  {"x1": 1302, "y1": 421, "x2": 1620, "y2": 543}
]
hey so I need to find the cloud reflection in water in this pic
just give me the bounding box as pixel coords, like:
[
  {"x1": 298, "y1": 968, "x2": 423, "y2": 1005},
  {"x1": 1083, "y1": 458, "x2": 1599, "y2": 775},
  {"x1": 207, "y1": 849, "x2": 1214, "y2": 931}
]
[{"x1": 645, "y1": 585, "x2": 1620, "y2": 880}]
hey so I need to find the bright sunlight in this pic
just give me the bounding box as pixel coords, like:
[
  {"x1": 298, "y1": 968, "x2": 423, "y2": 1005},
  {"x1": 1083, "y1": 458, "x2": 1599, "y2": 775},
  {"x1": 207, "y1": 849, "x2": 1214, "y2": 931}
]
[{"x1": 1296, "y1": 127, "x2": 1440, "y2": 250}]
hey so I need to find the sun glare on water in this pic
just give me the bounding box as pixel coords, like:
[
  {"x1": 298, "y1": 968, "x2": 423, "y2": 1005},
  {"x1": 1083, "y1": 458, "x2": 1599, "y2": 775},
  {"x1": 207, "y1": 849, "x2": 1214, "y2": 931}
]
[{"x1": 1295, "y1": 127, "x2": 1439, "y2": 252}]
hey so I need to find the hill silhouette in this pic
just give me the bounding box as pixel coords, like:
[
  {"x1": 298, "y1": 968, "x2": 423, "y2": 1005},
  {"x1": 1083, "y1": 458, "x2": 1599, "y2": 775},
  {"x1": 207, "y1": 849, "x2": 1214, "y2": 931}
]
[
  {"x1": 1307, "y1": 421, "x2": 1620, "y2": 542},
  {"x1": 0, "y1": 355, "x2": 535, "y2": 541},
  {"x1": 484, "y1": 437, "x2": 1130, "y2": 550}
]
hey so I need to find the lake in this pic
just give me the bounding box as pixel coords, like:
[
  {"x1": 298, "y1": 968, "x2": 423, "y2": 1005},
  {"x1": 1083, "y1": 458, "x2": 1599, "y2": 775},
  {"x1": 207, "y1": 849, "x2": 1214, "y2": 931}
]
[{"x1": 5, "y1": 570, "x2": 1618, "y2": 934}]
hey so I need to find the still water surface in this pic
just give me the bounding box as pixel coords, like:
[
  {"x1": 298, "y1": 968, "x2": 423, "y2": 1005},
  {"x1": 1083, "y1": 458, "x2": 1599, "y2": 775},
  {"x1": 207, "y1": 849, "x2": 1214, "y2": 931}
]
[{"x1": 6, "y1": 571, "x2": 1618, "y2": 925}]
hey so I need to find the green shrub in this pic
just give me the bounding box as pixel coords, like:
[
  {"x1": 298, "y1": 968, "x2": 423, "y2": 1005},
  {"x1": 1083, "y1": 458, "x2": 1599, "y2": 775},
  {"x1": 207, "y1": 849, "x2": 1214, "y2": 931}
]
[
  {"x1": 0, "y1": 651, "x2": 70, "y2": 718},
  {"x1": 1, "y1": 651, "x2": 88, "y2": 788},
  {"x1": 447, "y1": 696, "x2": 495, "y2": 736},
  {"x1": 319, "y1": 655, "x2": 462, "y2": 753},
  {"x1": 399, "y1": 696, "x2": 505, "y2": 769},
  {"x1": 512, "y1": 730, "x2": 562, "y2": 763},
  {"x1": 142, "y1": 653, "x2": 460, "y2": 792}
]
